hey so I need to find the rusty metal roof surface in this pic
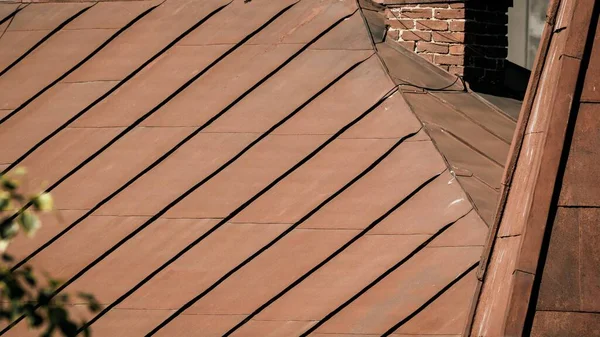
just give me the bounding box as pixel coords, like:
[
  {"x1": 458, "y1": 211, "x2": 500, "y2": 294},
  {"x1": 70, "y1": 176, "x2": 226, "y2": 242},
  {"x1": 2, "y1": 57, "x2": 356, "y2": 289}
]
[
  {"x1": 0, "y1": 0, "x2": 514, "y2": 336},
  {"x1": 468, "y1": 0, "x2": 600, "y2": 336}
]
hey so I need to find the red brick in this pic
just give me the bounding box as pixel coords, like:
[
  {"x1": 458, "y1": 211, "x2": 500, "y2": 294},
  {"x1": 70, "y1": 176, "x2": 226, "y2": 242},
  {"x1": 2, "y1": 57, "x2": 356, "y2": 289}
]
[
  {"x1": 401, "y1": 8, "x2": 433, "y2": 19},
  {"x1": 435, "y1": 54, "x2": 464, "y2": 66},
  {"x1": 416, "y1": 19, "x2": 449, "y2": 31},
  {"x1": 432, "y1": 31, "x2": 465, "y2": 43},
  {"x1": 397, "y1": 41, "x2": 416, "y2": 51},
  {"x1": 416, "y1": 42, "x2": 449, "y2": 54},
  {"x1": 439, "y1": 64, "x2": 450, "y2": 71},
  {"x1": 386, "y1": 18, "x2": 415, "y2": 30},
  {"x1": 419, "y1": 53, "x2": 434, "y2": 63},
  {"x1": 449, "y1": 65, "x2": 465, "y2": 76},
  {"x1": 384, "y1": 8, "x2": 395, "y2": 19},
  {"x1": 449, "y1": 20, "x2": 466, "y2": 31},
  {"x1": 386, "y1": 29, "x2": 399, "y2": 41},
  {"x1": 434, "y1": 9, "x2": 465, "y2": 19},
  {"x1": 449, "y1": 44, "x2": 465, "y2": 55},
  {"x1": 401, "y1": 30, "x2": 432, "y2": 42},
  {"x1": 421, "y1": 4, "x2": 450, "y2": 8},
  {"x1": 450, "y1": 3, "x2": 466, "y2": 9}
]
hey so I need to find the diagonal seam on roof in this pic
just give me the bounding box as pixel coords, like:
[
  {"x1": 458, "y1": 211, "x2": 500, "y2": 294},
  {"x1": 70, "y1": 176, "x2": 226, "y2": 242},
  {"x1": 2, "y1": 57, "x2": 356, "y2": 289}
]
[
  {"x1": 0, "y1": 2, "x2": 94, "y2": 78},
  {"x1": 2, "y1": 2, "x2": 381, "y2": 334},
  {"x1": 0, "y1": 1, "x2": 227, "y2": 167},
  {"x1": 0, "y1": 1, "x2": 506, "y2": 334}
]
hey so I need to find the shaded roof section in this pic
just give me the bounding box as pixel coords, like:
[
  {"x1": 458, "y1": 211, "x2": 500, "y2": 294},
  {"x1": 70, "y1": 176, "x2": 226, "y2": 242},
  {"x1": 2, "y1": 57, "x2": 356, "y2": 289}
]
[
  {"x1": 0, "y1": 0, "x2": 512, "y2": 336},
  {"x1": 468, "y1": 0, "x2": 600, "y2": 335},
  {"x1": 373, "y1": 29, "x2": 515, "y2": 225}
]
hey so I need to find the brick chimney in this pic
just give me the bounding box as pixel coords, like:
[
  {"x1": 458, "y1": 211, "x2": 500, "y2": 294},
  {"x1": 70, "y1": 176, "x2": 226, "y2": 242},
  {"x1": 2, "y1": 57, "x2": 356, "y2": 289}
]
[{"x1": 383, "y1": 0, "x2": 510, "y2": 92}]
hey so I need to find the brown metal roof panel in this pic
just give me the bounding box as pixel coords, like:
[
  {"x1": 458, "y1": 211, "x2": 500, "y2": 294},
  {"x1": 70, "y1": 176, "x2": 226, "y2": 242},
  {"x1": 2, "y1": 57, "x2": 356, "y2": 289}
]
[
  {"x1": 404, "y1": 92, "x2": 510, "y2": 166},
  {"x1": 65, "y1": 221, "x2": 285, "y2": 307},
  {"x1": 21, "y1": 215, "x2": 149, "y2": 281},
  {"x1": 168, "y1": 137, "x2": 394, "y2": 220},
  {"x1": 308, "y1": 10, "x2": 373, "y2": 50},
  {"x1": 249, "y1": 235, "x2": 429, "y2": 321},
  {"x1": 271, "y1": 56, "x2": 393, "y2": 136},
  {"x1": 6, "y1": 210, "x2": 85, "y2": 262},
  {"x1": 425, "y1": 126, "x2": 504, "y2": 191},
  {"x1": 339, "y1": 92, "x2": 420, "y2": 139},
  {"x1": 0, "y1": 3, "x2": 20, "y2": 23},
  {"x1": 429, "y1": 210, "x2": 488, "y2": 248},
  {"x1": 581, "y1": 17, "x2": 600, "y2": 102},
  {"x1": 155, "y1": 314, "x2": 247, "y2": 337},
  {"x1": 144, "y1": 49, "x2": 372, "y2": 128},
  {"x1": 0, "y1": 29, "x2": 116, "y2": 109},
  {"x1": 456, "y1": 176, "x2": 498, "y2": 225},
  {"x1": 377, "y1": 40, "x2": 464, "y2": 91},
  {"x1": 92, "y1": 132, "x2": 258, "y2": 216},
  {"x1": 179, "y1": 0, "x2": 298, "y2": 46},
  {"x1": 8, "y1": 25, "x2": 354, "y2": 213},
  {"x1": 219, "y1": 319, "x2": 315, "y2": 337},
  {"x1": 247, "y1": 0, "x2": 357, "y2": 45},
  {"x1": 393, "y1": 268, "x2": 479, "y2": 336},
  {"x1": 101, "y1": 134, "x2": 326, "y2": 217},
  {"x1": 534, "y1": 207, "x2": 584, "y2": 312},
  {"x1": 312, "y1": 246, "x2": 481, "y2": 335},
  {"x1": 64, "y1": 1, "x2": 159, "y2": 30},
  {"x1": 226, "y1": 138, "x2": 398, "y2": 224},
  {"x1": 370, "y1": 171, "x2": 473, "y2": 235},
  {"x1": 63, "y1": 0, "x2": 231, "y2": 82},
  {"x1": 6, "y1": 2, "x2": 89, "y2": 31},
  {"x1": 0, "y1": 81, "x2": 117, "y2": 164},
  {"x1": 0, "y1": 30, "x2": 48, "y2": 71},
  {"x1": 154, "y1": 229, "x2": 359, "y2": 313},
  {"x1": 298, "y1": 140, "x2": 446, "y2": 230},
  {"x1": 141, "y1": 45, "x2": 331, "y2": 128},
  {"x1": 70, "y1": 44, "x2": 234, "y2": 127},
  {"x1": 530, "y1": 311, "x2": 600, "y2": 337},
  {"x1": 431, "y1": 91, "x2": 516, "y2": 143},
  {"x1": 13, "y1": 127, "x2": 123, "y2": 195},
  {"x1": 50, "y1": 127, "x2": 195, "y2": 210},
  {"x1": 558, "y1": 103, "x2": 600, "y2": 206}
]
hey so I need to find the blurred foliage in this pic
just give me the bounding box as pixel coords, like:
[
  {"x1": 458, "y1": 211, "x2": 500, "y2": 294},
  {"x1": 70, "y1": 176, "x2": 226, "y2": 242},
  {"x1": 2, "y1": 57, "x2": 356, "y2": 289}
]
[{"x1": 0, "y1": 169, "x2": 100, "y2": 337}]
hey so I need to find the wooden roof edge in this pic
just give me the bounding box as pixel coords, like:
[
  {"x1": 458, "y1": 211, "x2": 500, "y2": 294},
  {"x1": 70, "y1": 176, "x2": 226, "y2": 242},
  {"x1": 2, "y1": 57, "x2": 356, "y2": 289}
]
[
  {"x1": 461, "y1": 0, "x2": 560, "y2": 335},
  {"x1": 463, "y1": 0, "x2": 598, "y2": 335}
]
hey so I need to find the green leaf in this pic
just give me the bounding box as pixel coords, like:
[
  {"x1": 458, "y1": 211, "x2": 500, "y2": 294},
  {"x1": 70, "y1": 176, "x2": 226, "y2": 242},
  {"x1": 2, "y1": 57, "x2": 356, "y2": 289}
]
[
  {"x1": 58, "y1": 318, "x2": 78, "y2": 337},
  {"x1": 32, "y1": 192, "x2": 53, "y2": 212},
  {"x1": 0, "y1": 219, "x2": 19, "y2": 240},
  {"x1": 48, "y1": 307, "x2": 68, "y2": 324},
  {"x1": 17, "y1": 211, "x2": 40, "y2": 237},
  {"x1": 0, "y1": 190, "x2": 11, "y2": 211},
  {"x1": 22, "y1": 267, "x2": 37, "y2": 287},
  {"x1": 0, "y1": 239, "x2": 9, "y2": 252},
  {"x1": 48, "y1": 278, "x2": 62, "y2": 290},
  {"x1": 82, "y1": 323, "x2": 91, "y2": 337},
  {"x1": 1, "y1": 177, "x2": 19, "y2": 191},
  {"x1": 25, "y1": 310, "x2": 43, "y2": 328}
]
